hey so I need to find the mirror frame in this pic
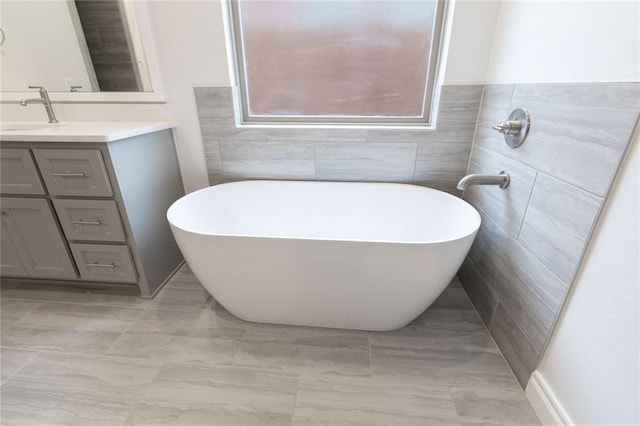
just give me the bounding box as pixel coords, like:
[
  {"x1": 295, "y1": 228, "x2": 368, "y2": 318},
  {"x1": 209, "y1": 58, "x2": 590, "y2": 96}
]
[{"x1": 0, "y1": 1, "x2": 165, "y2": 103}]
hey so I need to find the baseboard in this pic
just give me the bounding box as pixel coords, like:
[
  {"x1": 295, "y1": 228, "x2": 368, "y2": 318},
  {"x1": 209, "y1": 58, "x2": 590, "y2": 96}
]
[{"x1": 526, "y1": 371, "x2": 572, "y2": 425}]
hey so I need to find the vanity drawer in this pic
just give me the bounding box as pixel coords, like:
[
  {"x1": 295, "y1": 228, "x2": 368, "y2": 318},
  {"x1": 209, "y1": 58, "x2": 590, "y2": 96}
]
[
  {"x1": 33, "y1": 149, "x2": 113, "y2": 197},
  {"x1": 53, "y1": 199, "x2": 126, "y2": 242},
  {"x1": 0, "y1": 149, "x2": 45, "y2": 195},
  {"x1": 70, "y1": 243, "x2": 137, "y2": 283}
]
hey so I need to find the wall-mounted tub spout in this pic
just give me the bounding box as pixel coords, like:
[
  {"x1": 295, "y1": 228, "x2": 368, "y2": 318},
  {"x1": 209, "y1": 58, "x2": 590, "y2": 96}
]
[{"x1": 457, "y1": 171, "x2": 510, "y2": 190}]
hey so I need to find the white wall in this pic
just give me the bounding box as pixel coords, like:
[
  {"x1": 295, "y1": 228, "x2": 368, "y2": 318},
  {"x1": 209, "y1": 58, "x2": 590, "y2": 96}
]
[
  {"x1": 146, "y1": 0, "x2": 230, "y2": 192},
  {"x1": 486, "y1": 0, "x2": 640, "y2": 84},
  {"x1": 441, "y1": 0, "x2": 501, "y2": 84},
  {"x1": 526, "y1": 126, "x2": 639, "y2": 426},
  {"x1": 0, "y1": 1, "x2": 93, "y2": 91}
]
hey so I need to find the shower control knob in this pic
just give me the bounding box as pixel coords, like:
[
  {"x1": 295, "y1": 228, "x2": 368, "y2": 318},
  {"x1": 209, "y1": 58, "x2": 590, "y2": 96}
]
[
  {"x1": 493, "y1": 108, "x2": 531, "y2": 148},
  {"x1": 493, "y1": 121, "x2": 522, "y2": 135}
]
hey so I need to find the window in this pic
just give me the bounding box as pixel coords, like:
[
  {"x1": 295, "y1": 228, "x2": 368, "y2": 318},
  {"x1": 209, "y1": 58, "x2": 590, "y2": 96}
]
[{"x1": 231, "y1": 0, "x2": 445, "y2": 125}]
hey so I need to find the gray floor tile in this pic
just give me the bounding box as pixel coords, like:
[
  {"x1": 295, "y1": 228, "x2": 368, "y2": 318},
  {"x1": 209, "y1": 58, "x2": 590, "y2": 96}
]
[
  {"x1": 243, "y1": 323, "x2": 370, "y2": 349},
  {"x1": 450, "y1": 387, "x2": 540, "y2": 425},
  {"x1": 1, "y1": 299, "x2": 42, "y2": 327},
  {"x1": 448, "y1": 277, "x2": 464, "y2": 289},
  {"x1": 370, "y1": 327, "x2": 499, "y2": 354},
  {"x1": 129, "y1": 307, "x2": 248, "y2": 340},
  {"x1": 292, "y1": 374, "x2": 460, "y2": 425},
  {"x1": 1, "y1": 353, "x2": 161, "y2": 426},
  {"x1": 0, "y1": 275, "x2": 537, "y2": 425},
  {"x1": 127, "y1": 362, "x2": 298, "y2": 425},
  {"x1": 92, "y1": 286, "x2": 158, "y2": 309},
  {"x1": 371, "y1": 346, "x2": 521, "y2": 392},
  {"x1": 0, "y1": 348, "x2": 38, "y2": 384},
  {"x1": 0, "y1": 280, "x2": 23, "y2": 291},
  {"x1": 2, "y1": 284, "x2": 107, "y2": 304},
  {"x1": 234, "y1": 323, "x2": 372, "y2": 376},
  {"x1": 106, "y1": 331, "x2": 240, "y2": 365},
  {"x1": 14, "y1": 302, "x2": 142, "y2": 332},
  {"x1": 234, "y1": 341, "x2": 371, "y2": 377},
  {"x1": 423, "y1": 287, "x2": 486, "y2": 330},
  {"x1": 170, "y1": 267, "x2": 199, "y2": 283},
  {"x1": 1, "y1": 325, "x2": 123, "y2": 355},
  {"x1": 150, "y1": 280, "x2": 219, "y2": 310}
]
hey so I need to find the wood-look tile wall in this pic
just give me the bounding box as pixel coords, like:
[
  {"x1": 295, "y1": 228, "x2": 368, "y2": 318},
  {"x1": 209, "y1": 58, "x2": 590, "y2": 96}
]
[
  {"x1": 194, "y1": 85, "x2": 483, "y2": 193},
  {"x1": 460, "y1": 83, "x2": 640, "y2": 387},
  {"x1": 75, "y1": 0, "x2": 139, "y2": 92}
]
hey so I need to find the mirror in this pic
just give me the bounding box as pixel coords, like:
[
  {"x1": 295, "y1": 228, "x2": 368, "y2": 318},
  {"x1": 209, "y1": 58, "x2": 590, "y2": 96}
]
[{"x1": 1, "y1": 0, "x2": 153, "y2": 92}]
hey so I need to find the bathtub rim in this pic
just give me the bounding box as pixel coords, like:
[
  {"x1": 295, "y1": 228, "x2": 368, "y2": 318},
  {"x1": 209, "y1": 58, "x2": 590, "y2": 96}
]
[{"x1": 167, "y1": 180, "x2": 481, "y2": 245}]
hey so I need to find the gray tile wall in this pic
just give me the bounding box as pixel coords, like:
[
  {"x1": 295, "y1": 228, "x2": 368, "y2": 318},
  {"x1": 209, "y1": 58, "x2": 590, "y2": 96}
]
[
  {"x1": 459, "y1": 82, "x2": 640, "y2": 387},
  {"x1": 194, "y1": 85, "x2": 483, "y2": 193}
]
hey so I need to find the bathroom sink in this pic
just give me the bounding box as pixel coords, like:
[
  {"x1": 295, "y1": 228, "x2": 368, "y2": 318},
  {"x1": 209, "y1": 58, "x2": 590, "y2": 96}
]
[{"x1": 0, "y1": 123, "x2": 65, "y2": 131}]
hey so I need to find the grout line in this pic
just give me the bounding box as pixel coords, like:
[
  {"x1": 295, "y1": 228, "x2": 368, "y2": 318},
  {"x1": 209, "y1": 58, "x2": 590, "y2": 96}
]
[
  {"x1": 102, "y1": 308, "x2": 146, "y2": 356},
  {"x1": 313, "y1": 141, "x2": 317, "y2": 181},
  {"x1": 289, "y1": 374, "x2": 303, "y2": 426},
  {"x1": 516, "y1": 170, "x2": 539, "y2": 239},
  {"x1": 411, "y1": 142, "x2": 419, "y2": 183},
  {"x1": 0, "y1": 349, "x2": 40, "y2": 386},
  {"x1": 475, "y1": 201, "x2": 572, "y2": 289},
  {"x1": 367, "y1": 336, "x2": 373, "y2": 379},
  {"x1": 485, "y1": 320, "x2": 529, "y2": 392},
  {"x1": 1, "y1": 296, "x2": 149, "y2": 311}
]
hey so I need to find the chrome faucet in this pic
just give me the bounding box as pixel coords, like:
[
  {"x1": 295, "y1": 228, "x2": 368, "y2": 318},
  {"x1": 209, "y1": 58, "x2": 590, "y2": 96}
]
[
  {"x1": 457, "y1": 171, "x2": 510, "y2": 190},
  {"x1": 20, "y1": 86, "x2": 58, "y2": 123}
]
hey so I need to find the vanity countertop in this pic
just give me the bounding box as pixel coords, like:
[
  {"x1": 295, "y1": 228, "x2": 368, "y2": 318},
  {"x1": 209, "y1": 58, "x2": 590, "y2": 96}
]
[{"x1": 0, "y1": 121, "x2": 176, "y2": 142}]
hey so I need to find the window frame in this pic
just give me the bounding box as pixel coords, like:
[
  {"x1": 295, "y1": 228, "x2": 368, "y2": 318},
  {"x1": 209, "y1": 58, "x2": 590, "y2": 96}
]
[{"x1": 229, "y1": 0, "x2": 446, "y2": 127}]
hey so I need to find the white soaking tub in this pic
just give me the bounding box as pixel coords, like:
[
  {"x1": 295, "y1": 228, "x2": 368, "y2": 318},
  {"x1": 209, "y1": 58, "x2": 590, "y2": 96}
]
[{"x1": 167, "y1": 180, "x2": 481, "y2": 331}]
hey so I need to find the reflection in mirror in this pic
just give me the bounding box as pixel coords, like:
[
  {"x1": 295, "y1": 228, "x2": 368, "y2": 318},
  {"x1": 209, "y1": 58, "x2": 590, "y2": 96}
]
[{"x1": 0, "y1": 0, "x2": 152, "y2": 92}]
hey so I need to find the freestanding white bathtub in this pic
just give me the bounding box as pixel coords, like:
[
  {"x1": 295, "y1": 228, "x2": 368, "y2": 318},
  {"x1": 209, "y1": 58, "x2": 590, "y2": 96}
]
[{"x1": 167, "y1": 180, "x2": 480, "y2": 331}]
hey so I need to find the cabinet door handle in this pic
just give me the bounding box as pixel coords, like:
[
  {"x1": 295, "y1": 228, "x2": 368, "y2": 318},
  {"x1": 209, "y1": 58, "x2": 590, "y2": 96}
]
[
  {"x1": 86, "y1": 262, "x2": 115, "y2": 268},
  {"x1": 51, "y1": 173, "x2": 85, "y2": 177},
  {"x1": 70, "y1": 220, "x2": 102, "y2": 225}
]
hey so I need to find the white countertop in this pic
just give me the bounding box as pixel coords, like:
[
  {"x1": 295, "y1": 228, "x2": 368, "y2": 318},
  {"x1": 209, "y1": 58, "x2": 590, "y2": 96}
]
[{"x1": 0, "y1": 121, "x2": 176, "y2": 142}]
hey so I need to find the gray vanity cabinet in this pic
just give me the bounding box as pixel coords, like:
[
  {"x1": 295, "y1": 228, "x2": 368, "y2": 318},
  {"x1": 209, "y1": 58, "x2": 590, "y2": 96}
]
[
  {"x1": 0, "y1": 148, "x2": 46, "y2": 195},
  {"x1": 1, "y1": 219, "x2": 28, "y2": 277},
  {"x1": 0, "y1": 198, "x2": 76, "y2": 279},
  {"x1": 0, "y1": 128, "x2": 184, "y2": 297}
]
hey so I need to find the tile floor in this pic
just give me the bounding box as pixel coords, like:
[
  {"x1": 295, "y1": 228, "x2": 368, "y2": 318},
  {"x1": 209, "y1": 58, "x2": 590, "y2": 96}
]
[{"x1": 0, "y1": 265, "x2": 540, "y2": 425}]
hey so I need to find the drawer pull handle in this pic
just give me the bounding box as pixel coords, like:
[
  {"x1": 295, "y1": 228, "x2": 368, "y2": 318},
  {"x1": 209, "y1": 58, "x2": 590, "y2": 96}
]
[
  {"x1": 70, "y1": 220, "x2": 102, "y2": 225},
  {"x1": 87, "y1": 262, "x2": 116, "y2": 268},
  {"x1": 51, "y1": 173, "x2": 85, "y2": 177}
]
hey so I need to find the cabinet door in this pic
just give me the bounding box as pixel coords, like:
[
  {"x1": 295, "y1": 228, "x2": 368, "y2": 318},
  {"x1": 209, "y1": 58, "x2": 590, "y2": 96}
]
[
  {"x1": 0, "y1": 149, "x2": 46, "y2": 195},
  {"x1": 1, "y1": 198, "x2": 77, "y2": 279},
  {"x1": 0, "y1": 216, "x2": 27, "y2": 277}
]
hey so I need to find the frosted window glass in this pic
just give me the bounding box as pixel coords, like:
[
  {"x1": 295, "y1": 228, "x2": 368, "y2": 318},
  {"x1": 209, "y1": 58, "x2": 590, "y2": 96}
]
[{"x1": 236, "y1": 0, "x2": 438, "y2": 118}]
